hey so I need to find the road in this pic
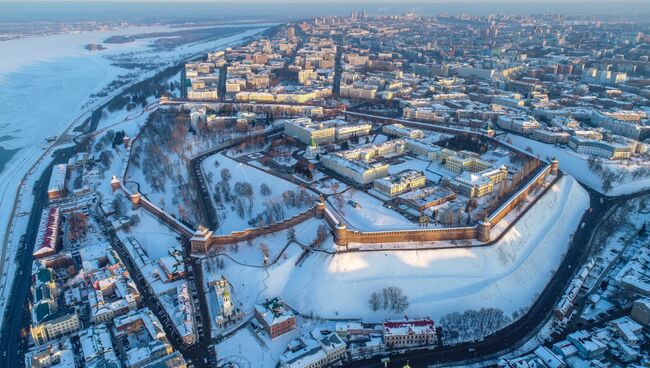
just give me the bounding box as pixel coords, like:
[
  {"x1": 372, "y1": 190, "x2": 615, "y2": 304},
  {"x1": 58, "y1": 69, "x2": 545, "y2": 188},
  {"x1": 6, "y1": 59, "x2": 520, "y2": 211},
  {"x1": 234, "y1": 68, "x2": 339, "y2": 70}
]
[
  {"x1": 181, "y1": 109, "x2": 650, "y2": 366},
  {"x1": 4, "y1": 47, "x2": 649, "y2": 368},
  {"x1": 343, "y1": 189, "x2": 649, "y2": 367},
  {"x1": 0, "y1": 146, "x2": 77, "y2": 367},
  {"x1": 188, "y1": 128, "x2": 282, "y2": 229},
  {"x1": 0, "y1": 49, "x2": 254, "y2": 368}
]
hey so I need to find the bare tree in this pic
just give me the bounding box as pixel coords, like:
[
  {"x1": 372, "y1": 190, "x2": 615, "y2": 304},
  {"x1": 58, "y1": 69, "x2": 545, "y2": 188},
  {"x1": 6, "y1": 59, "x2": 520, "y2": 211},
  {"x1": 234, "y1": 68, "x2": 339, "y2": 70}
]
[
  {"x1": 312, "y1": 224, "x2": 328, "y2": 248},
  {"x1": 260, "y1": 183, "x2": 272, "y2": 197},
  {"x1": 369, "y1": 292, "x2": 382, "y2": 311}
]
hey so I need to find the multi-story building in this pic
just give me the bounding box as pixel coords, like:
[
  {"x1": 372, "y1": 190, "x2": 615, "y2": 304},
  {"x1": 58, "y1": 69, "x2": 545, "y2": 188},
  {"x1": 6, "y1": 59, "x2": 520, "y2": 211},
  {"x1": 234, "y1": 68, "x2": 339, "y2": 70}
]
[
  {"x1": 383, "y1": 318, "x2": 437, "y2": 348},
  {"x1": 279, "y1": 330, "x2": 346, "y2": 368},
  {"x1": 113, "y1": 308, "x2": 184, "y2": 368},
  {"x1": 566, "y1": 330, "x2": 607, "y2": 360},
  {"x1": 396, "y1": 186, "x2": 457, "y2": 212},
  {"x1": 568, "y1": 136, "x2": 635, "y2": 160},
  {"x1": 284, "y1": 118, "x2": 371, "y2": 145},
  {"x1": 33, "y1": 207, "x2": 61, "y2": 259},
  {"x1": 382, "y1": 123, "x2": 424, "y2": 139},
  {"x1": 496, "y1": 115, "x2": 541, "y2": 134},
  {"x1": 30, "y1": 308, "x2": 81, "y2": 346},
  {"x1": 321, "y1": 155, "x2": 390, "y2": 185},
  {"x1": 87, "y1": 266, "x2": 140, "y2": 324},
  {"x1": 374, "y1": 170, "x2": 427, "y2": 197},
  {"x1": 452, "y1": 172, "x2": 495, "y2": 198},
  {"x1": 403, "y1": 105, "x2": 451, "y2": 123},
  {"x1": 340, "y1": 84, "x2": 377, "y2": 100},
  {"x1": 47, "y1": 164, "x2": 67, "y2": 201},
  {"x1": 24, "y1": 338, "x2": 75, "y2": 368},
  {"x1": 334, "y1": 122, "x2": 372, "y2": 141},
  {"x1": 255, "y1": 297, "x2": 296, "y2": 339},
  {"x1": 445, "y1": 151, "x2": 492, "y2": 174},
  {"x1": 284, "y1": 118, "x2": 336, "y2": 144},
  {"x1": 404, "y1": 138, "x2": 442, "y2": 161},
  {"x1": 631, "y1": 299, "x2": 650, "y2": 326},
  {"x1": 590, "y1": 111, "x2": 650, "y2": 140},
  {"x1": 79, "y1": 325, "x2": 120, "y2": 367},
  {"x1": 322, "y1": 140, "x2": 406, "y2": 184},
  {"x1": 187, "y1": 89, "x2": 219, "y2": 101},
  {"x1": 532, "y1": 128, "x2": 571, "y2": 144}
]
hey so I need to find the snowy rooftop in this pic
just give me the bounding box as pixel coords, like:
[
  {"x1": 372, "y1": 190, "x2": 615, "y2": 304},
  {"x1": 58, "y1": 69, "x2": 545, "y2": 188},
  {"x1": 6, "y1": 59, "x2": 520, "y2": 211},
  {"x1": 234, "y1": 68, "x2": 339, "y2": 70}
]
[
  {"x1": 255, "y1": 297, "x2": 295, "y2": 327},
  {"x1": 33, "y1": 207, "x2": 61, "y2": 258},
  {"x1": 383, "y1": 318, "x2": 435, "y2": 336},
  {"x1": 48, "y1": 163, "x2": 67, "y2": 194}
]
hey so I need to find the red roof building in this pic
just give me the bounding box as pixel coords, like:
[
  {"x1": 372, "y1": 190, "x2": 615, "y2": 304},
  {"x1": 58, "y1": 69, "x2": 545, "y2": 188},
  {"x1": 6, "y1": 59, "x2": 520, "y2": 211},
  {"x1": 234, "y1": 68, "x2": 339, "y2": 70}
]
[
  {"x1": 33, "y1": 207, "x2": 61, "y2": 259},
  {"x1": 383, "y1": 318, "x2": 437, "y2": 348}
]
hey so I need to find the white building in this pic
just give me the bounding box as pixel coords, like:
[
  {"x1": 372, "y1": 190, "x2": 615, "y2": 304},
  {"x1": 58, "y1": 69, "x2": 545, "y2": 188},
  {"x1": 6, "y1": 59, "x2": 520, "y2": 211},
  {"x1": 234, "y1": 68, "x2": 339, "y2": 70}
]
[
  {"x1": 374, "y1": 170, "x2": 427, "y2": 197},
  {"x1": 496, "y1": 115, "x2": 541, "y2": 134},
  {"x1": 279, "y1": 329, "x2": 346, "y2": 368},
  {"x1": 382, "y1": 123, "x2": 424, "y2": 139}
]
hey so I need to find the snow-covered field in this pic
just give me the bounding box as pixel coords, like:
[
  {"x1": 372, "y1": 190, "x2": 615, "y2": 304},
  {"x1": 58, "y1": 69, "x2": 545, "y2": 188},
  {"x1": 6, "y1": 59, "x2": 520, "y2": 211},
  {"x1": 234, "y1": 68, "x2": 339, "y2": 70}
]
[
  {"x1": 201, "y1": 152, "x2": 314, "y2": 234},
  {"x1": 215, "y1": 327, "x2": 291, "y2": 368},
  {"x1": 207, "y1": 175, "x2": 589, "y2": 321},
  {"x1": 502, "y1": 133, "x2": 650, "y2": 195},
  {"x1": 328, "y1": 189, "x2": 417, "y2": 231}
]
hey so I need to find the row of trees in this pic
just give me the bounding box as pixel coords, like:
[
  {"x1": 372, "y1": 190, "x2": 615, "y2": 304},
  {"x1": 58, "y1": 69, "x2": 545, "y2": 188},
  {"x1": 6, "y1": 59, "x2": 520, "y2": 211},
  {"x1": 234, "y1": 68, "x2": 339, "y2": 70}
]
[{"x1": 438, "y1": 308, "x2": 511, "y2": 344}]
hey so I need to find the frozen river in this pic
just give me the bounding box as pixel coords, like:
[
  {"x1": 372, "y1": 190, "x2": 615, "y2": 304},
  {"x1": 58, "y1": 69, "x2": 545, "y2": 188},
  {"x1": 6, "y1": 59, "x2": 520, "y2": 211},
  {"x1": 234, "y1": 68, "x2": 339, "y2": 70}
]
[{"x1": 0, "y1": 23, "x2": 270, "y2": 217}]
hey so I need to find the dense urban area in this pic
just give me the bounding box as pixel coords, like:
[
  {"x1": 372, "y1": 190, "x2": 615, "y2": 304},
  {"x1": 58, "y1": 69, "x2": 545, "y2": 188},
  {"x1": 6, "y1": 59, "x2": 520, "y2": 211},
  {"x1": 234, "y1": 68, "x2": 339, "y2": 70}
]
[{"x1": 2, "y1": 10, "x2": 650, "y2": 368}]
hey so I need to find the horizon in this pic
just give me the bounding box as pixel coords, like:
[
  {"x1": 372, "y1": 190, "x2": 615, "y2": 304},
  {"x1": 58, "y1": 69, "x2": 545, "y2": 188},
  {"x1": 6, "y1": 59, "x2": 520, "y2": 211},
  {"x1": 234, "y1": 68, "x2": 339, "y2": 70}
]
[{"x1": 2, "y1": 0, "x2": 649, "y2": 22}]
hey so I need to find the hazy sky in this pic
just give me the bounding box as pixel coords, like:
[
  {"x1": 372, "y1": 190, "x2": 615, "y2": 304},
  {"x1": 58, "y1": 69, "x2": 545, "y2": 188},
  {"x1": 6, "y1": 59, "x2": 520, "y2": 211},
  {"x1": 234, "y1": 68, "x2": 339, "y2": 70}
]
[{"x1": 0, "y1": 0, "x2": 637, "y2": 2}]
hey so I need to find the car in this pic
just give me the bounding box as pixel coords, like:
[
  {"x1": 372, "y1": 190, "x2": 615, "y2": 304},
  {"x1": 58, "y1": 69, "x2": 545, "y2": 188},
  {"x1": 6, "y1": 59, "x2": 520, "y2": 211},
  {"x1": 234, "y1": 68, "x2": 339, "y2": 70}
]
[{"x1": 347, "y1": 200, "x2": 361, "y2": 208}]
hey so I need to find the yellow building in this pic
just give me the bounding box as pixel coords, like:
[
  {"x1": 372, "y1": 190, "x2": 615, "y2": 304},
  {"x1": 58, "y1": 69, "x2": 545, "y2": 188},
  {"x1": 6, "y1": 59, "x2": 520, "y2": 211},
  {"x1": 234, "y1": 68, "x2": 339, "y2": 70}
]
[
  {"x1": 452, "y1": 173, "x2": 494, "y2": 198},
  {"x1": 445, "y1": 151, "x2": 492, "y2": 174},
  {"x1": 374, "y1": 170, "x2": 427, "y2": 197}
]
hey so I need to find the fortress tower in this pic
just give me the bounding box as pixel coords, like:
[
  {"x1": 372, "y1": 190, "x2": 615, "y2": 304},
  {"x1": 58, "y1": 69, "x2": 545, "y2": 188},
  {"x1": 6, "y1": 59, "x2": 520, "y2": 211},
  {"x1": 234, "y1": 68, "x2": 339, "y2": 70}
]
[
  {"x1": 334, "y1": 223, "x2": 349, "y2": 248},
  {"x1": 130, "y1": 192, "x2": 141, "y2": 209},
  {"x1": 477, "y1": 218, "x2": 491, "y2": 243},
  {"x1": 110, "y1": 175, "x2": 121, "y2": 192},
  {"x1": 550, "y1": 157, "x2": 559, "y2": 176}
]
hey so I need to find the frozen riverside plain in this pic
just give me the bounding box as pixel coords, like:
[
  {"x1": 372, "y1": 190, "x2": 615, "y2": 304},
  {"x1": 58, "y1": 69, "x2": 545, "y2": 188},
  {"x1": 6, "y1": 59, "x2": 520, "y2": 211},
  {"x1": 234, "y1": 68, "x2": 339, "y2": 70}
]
[
  {"x1": 0, "y1": 23, "x2": 271, "y2": 330},
  {"x1": 213, "y1": 176, "x2": 589, "y2": 321}
]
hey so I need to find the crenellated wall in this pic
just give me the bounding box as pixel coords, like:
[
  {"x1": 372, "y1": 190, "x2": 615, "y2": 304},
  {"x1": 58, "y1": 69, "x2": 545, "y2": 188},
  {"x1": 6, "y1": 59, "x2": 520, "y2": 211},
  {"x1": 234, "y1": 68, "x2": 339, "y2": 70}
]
[
  {"x1": 195, "y1": 205, "x2": 320, "y2": 253},
  {"x1": 189, "y1": 161, "x2": 559, "y2": 254}
]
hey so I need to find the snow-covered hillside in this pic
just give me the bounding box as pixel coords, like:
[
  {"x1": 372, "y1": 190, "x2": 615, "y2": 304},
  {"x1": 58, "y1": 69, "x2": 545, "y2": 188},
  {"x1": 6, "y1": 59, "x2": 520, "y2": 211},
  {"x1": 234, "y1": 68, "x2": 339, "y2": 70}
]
[
  {"x1": 504, "y1": 133, "x2": 650, "y2": 195},
  {"x1": 207, "y1": 175, "x2": 589, "y2": 322}
]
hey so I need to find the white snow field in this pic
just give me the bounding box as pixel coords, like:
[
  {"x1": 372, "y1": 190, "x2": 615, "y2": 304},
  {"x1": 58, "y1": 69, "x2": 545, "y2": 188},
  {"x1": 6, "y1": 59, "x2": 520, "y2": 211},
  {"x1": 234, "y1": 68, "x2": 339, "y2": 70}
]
[
  {"x1": 212, "y1": 175, "x2": 589, "y2": 321},
  {"x1": 200, "y1": 152, "x2": 314, "y2": 235},
  {"x1": 0, "y1": 24, "x2": 271, "y2": 330},
  {"x1": 503, "y1": 133, "x2": 650, "y2": 195},
  {"x1": 328, "y1": 189, "x2": 417, "y2": 231}
]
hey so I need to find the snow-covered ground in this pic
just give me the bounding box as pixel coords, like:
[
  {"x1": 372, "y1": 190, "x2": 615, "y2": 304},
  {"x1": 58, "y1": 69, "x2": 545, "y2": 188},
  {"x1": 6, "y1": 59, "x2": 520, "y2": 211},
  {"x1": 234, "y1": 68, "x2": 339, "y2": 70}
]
[
  {"x1": 0, "y1": 24, "x2": 272, "y2": 331},
  {"x1": 205, "y1": 175, "x2": 589, "y2": 322},
  {"x1": 201, "y1": 152, "x2": 314, "y2": 234},
  {"x1": 328, "y1": 189, "x2": 417, "y2": 231},
  {"x1": 502, "y1": 133, "x2": 650, "y2": 195},
  {"x1": 215, "y1": 327, "x2": 291, "y2": 368},
  {"x1": 128, "y1": 210, "x2": 182, "y2": 260}
]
